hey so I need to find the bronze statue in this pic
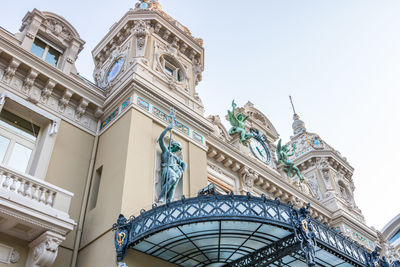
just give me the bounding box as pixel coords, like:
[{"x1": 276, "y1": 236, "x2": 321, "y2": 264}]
[
  {"x1": 158, "y1": 110, "x2": 186, "y2": 203},
  {"x1": 277, "y1": 139, "x2": 303, "y2": 180},
  {"x1": 227, "y1": 100, "x2": 253, "y2": 145}
]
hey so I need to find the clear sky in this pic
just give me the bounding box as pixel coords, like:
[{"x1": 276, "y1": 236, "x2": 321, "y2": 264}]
[{"x1": 1, "y1": 0, "x2": 399, "y2": 231}]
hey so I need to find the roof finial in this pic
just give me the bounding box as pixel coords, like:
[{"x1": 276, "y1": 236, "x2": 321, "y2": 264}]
[
  {"x1": 135, "y1": 0, "x2": 162, "y2": 11},
  {"x1": 289, "y1": 95, "x2": 296, "y2": 115},
  {"x1": 289, "y1": 95, "x2": 306, "y2": 136}
]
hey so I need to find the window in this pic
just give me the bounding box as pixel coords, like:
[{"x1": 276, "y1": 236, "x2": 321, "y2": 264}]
[
  {"x1": 30, "y1": 38, "x2": 61, "y2": 67},
  {"x1": 390, "y1": 229, "x2": 400, "y2": 244},
  {"x1": 0, "y1": 109, "x2": 40, "y2": 173},
  {"x1": 160, "y1": 55, "x2": 184, "y2": 82},
  {"x1": 88, "y1": 166, "x2": 102, "y2": 211}
]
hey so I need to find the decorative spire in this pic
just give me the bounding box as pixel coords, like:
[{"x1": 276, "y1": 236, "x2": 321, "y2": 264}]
[
  {"x1": 289, "y1": 96, "x2": 306, "y2": 135},
  {"x1": 135, "y1": 0, "x2": 162, "y2": 11}
]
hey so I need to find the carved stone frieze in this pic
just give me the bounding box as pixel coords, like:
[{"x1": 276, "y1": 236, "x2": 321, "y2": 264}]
[{"x1": 44, "y1": 17, "x2": 74, "y2": 42}]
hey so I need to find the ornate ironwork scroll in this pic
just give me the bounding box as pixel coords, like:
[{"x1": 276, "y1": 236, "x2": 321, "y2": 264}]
[
  {"x1": 290, "y1": 203, "x2": 316, "y2": 266},
  {"x1": 112, "y1": 214, "x2": 132, "y2": 263},
  {"x1": 365, "y1": 247, "x2": 400, "y2": 267},
  {"x1": 226, "y1": 234, "x2": 300, "y2": 267}
]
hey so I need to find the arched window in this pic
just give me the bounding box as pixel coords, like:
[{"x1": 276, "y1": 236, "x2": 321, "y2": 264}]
[
  {"x1": 160, "y1": 55, "x2": 185, "y2": 82},
  {"x1": 390, "y1": 229, "x2": 400, "y2": 244}
]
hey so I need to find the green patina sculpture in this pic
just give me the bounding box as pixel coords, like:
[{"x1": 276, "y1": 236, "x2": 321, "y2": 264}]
[
  {"x1": 158, "y1": 114, "x2": 186, "y2": 203},
  {"x1": 277, "y1": 139, "x2": 304, "y2": 180},
  {"x1": 227, "y1": 100, "x2": 253, "y2": 145}
]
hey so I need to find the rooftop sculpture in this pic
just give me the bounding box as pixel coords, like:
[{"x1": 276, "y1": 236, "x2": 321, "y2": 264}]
[
  {"x1": 227, "y1": 100, "x2": 253, "y2": 145},
  {"x1": 277, "y1": 139, "x2": 304, "y2": 180}
]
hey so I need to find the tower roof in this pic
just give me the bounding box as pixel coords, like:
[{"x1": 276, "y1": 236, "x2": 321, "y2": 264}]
[
  {"x1": 133, "y1": 0, "x2": 203, "y2": 46},
  {"x1": 289, "y1": 96, "x2": 306, "y2": 136},
  {"x1": 292, "y1": 113, "x2": 306, "y2": 136}
]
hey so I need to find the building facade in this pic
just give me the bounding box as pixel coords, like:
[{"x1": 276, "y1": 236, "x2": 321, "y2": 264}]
[{"x1": 0, "y1": 0, "x2": 397, "y2": 266}]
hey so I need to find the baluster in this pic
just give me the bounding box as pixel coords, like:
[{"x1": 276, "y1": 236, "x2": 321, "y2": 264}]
[
  {"x1": 39, "y1": 187, "x2": 46, "y2": 203},
  {"x1": 10, "y1": 175, "x2": 18, "y2": 191},
  {"x1": 17, "y1": 179, "x2": 25, "y2": 195},
  {"x1": 32, "y1": 185, "x2": 39, "y2": 201},
  {"x1": 0, "y1": 171, "x2": 6, "y2": 187},
  {"x1": 46, "y1": 191, "x2": 55, "y2": 206},
  {"x1": 24, "y1": 181, "x2": 32, "y2": 198},
  {"x1": 2, "y1": 173, "x2": 11, "y2": 189}
]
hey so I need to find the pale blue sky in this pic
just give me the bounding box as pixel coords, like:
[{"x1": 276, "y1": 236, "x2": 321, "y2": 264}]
[{"x1": 1, "y1": 1, "x2": 399, "y2": 230}]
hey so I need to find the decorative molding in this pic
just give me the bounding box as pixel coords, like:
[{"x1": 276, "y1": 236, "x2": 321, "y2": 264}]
[
  {"x1": 240, "y1": 167, "x2": 258, "y2": 192},
  {"x1": 75, "y1": 98, "x2": 88, "y2": 120},
  {"x1": 133, "y1": 20, "x2": 149, "y2": 55},
  {"x1": 58, "y1": 89, "x2": 72, "y2": 112},
  {"x1": 3, "y1": 59, "x2": 20, "y2": 84},
  {"x1": 27, "y1": 231, "x2": 65, "y2": 267}
]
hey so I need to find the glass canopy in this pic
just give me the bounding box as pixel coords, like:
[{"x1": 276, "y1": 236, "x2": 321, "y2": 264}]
[{"x1": 113, "y1": 194, "x2": 383, "y2": 267}]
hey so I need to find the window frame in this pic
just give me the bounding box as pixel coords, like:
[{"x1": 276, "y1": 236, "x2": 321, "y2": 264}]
[
  {"x1": 160, "y1": 55, "x2": 185, "y2": 82},
  {"x1": 0, "y1": 111, "x2": 39, "y2": 173},
  {"x1": 0, "y1": 91, "x2": 60, "y2": 179},
  {"x1": 30, "y1": 36, "x2": 63, "y2": 67}
]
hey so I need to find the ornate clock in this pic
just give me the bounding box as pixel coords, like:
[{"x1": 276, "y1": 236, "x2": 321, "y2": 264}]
[
  {"x1": 249, "y1": 128, "x2": 271, "y2": 165},
  {"x1": 106, "y1": 57, "x2": 124, "y2": 84}
]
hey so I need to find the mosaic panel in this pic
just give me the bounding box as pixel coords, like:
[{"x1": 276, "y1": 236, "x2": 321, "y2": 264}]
[
  {"x1": 137, "y1": 97, "x2": 149, "y2": 111},
  {"x1": 101, "y1": 107, "x2": 119, "y2": 130},
  {"x1": 121, "y1": 97, "x2": 132, "y2": 112},
  {"x1": 152, "y1": 106, "x2": 189, "y2": 136},
  {"x1": 130, "y1": 96, "x2": 206, "y2": 145},
  {"x1": 193, "y1": 131, "x2": 203, "y2": 143}
]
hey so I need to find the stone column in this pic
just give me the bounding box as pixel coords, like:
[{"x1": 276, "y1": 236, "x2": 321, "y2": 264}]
[{"x1": 25, "y1": 231, "x2": 64, "y2": 267}]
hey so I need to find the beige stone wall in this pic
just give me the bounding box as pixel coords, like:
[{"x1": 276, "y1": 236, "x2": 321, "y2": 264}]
[
  {"x1": 45, "y1": 120, "x2": 95, "y2": 259},
  {"x1": 0, "y1": 232, "x2": 29, "y2": 267},
  {"x1": 79, "y1": 111, "x2": 131, "y2": 248},
  {"x1": 76, "y1": 108, "x2": 208, "y2": 265},
  {"x1": 77, "y1": 231, "x2": 116, "y2": 267},
  {"x1": 121, "y1": 109, "x2": 208, "y2": 216}
]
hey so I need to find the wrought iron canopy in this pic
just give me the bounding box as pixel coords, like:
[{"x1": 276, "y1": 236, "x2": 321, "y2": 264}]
[{"x1": 113, "y1": 194, "x2": 389, "y2": 267}]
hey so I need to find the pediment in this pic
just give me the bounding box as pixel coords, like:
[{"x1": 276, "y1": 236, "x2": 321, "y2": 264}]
[{"x1": 238, "y1": 101, "x2": 279, "y2": 142}]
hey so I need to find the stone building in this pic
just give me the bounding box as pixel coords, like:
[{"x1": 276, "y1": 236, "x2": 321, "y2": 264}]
[{"x1": 0, "y1": 0, "x2": 397, "y2": 266}]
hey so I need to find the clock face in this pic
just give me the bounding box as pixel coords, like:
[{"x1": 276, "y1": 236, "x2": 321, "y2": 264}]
[
  {"x1": 249, "y1": 138, "x2": 271, "y2": 164},
  {"x1": 106, "y1": 58, "x2": 124, "y2": 84}
]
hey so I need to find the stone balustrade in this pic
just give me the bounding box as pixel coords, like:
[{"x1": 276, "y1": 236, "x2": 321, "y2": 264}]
[{"x1": 0, "y1": 163, "x2": 73, "y2": 214}]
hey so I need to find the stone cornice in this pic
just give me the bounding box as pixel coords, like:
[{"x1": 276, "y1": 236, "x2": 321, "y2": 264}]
[
  {"x1": 0, "y1": 29, "x2": 105, "y2": 105},
  {"x1": 206, "y1": 136, "x2": 333, "y2": 223},
  {"x1": 0, "y1": 198, "x2": 75, "y2": 238},
  {"x1": 92, "y1": 11, "x2": 204, "y2": 65},
  {"x1": 294, "y1": 149, "x2": 354, "y2": 174},
  {"x1": 331, "y1": 214, "x2": 378, "y2": 240},
  {"x1": 100, "y1": 60, "x2": 213, "y2": 134}
]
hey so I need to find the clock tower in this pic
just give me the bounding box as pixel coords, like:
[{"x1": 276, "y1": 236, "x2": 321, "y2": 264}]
[
  {"x1": 285, "y1": 111, "x2": 377, "y2": 251},
  {"x1": 77, "y1": 1, "x2": 213, "y2": 266},
  {"x1": 92, "y1": 0, "x2": 205, "y2": 115}
]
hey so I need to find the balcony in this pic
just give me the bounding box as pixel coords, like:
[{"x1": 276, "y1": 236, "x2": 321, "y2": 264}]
[{"x1": 0, "y1": 163, "x2": 75, "y2": 241}]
